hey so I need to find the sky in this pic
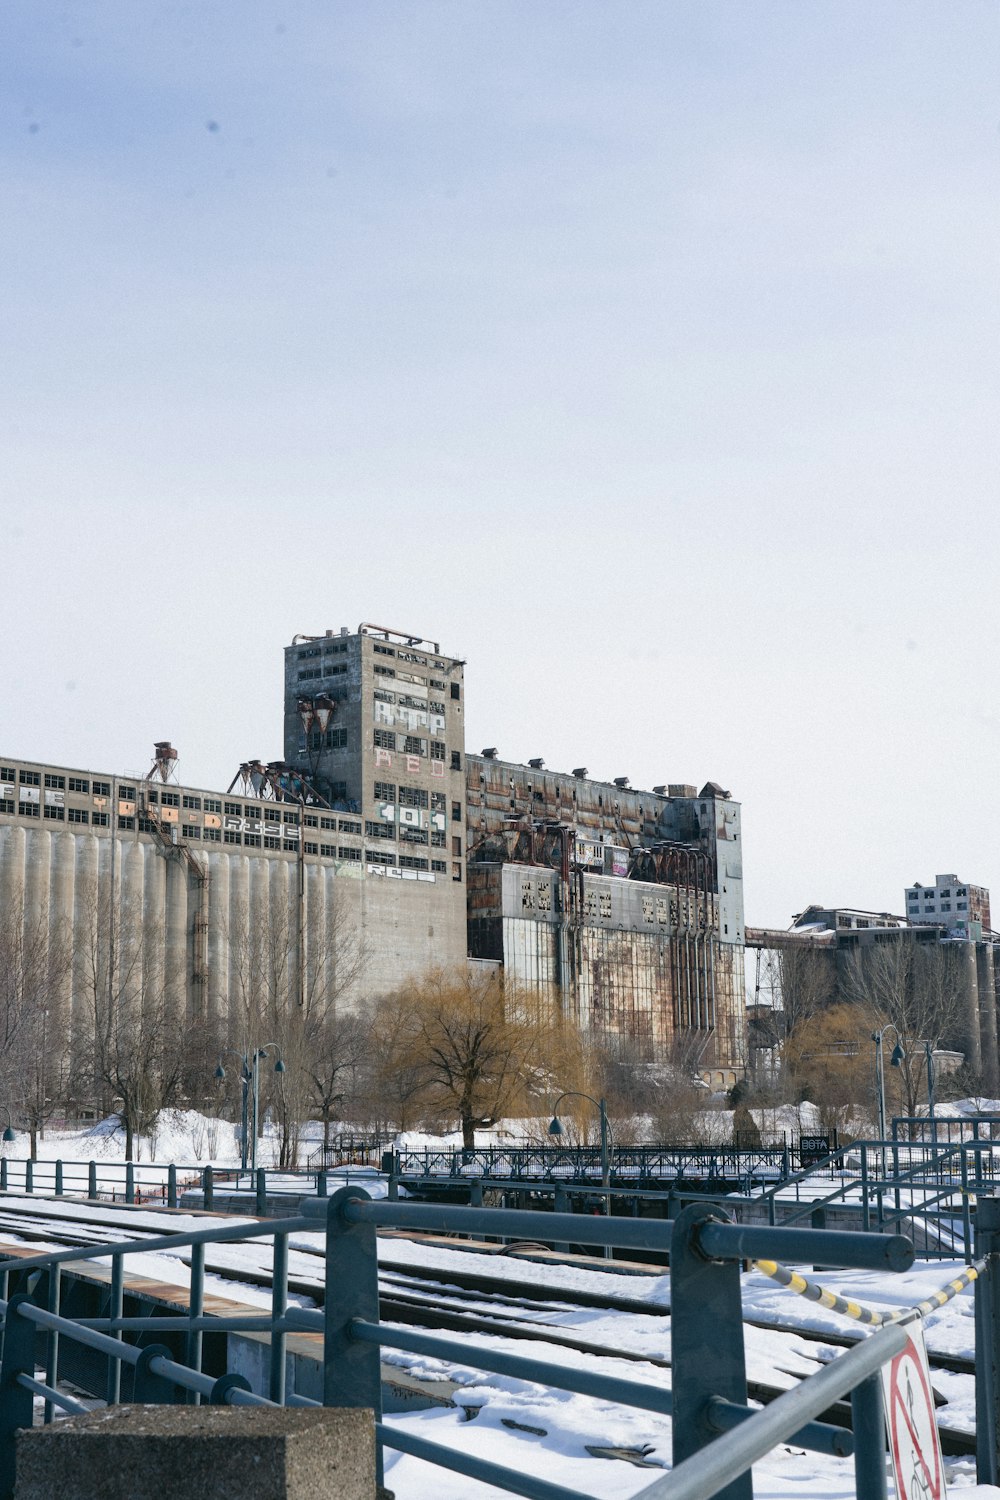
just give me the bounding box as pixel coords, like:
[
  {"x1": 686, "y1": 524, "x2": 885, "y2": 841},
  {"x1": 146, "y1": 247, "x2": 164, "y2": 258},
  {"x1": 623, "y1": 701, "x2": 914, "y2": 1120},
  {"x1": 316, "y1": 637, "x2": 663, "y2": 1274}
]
[{"x1": 1, "y1": 2, "x2": 997, "y2": 930}]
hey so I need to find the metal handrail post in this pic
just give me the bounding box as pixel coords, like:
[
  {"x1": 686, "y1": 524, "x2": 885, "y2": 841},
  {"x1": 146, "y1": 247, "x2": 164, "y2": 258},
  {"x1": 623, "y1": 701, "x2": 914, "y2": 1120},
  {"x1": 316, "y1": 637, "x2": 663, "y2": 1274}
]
[
  {"x1": 469, "y1": 1178, "x2": 486, "y2": 1242},
  {"x1": 669, "y1": 1204, "x2": 751, "y2": 1500},
  {"x1": 270, "y1": 1230, "x2": 288, "y2": 1404},
  {"x1": 554, "y1": 1185, "x2": 570, "y2": 1254},
  {"x1": 860, "y1": 1144, "x2": 870, "y2": 1231},
  {"x1": 323, "y1": 1187, "x2": 383, "y2": 1489},
  {"x1": 125, "y1": 1161, "x2": 135, "y2": 1205},
  {"x1": 975, "y1": 1197, "x2": 1000, "y2": 1484},
  {"x1": 850, "y1": 1371, "x2": 887, "y2": 1500},
  {"x1": 54, "y1": 1161, "x2": 63, "y2": 1197},
  {"x1": 256, "y1": 1167, "x2": 267, "y2": 1217},
  {"x1": 167, "y1": 1163, "x2": 177, "y2": 1209},
  {"x1": 43, "y1": 1266, "x2": 61, "y2": 1425},
  {"x1": 88, "y1": 1160, "x2": 97, "y2": 1199},
  {"x1": 106, "y1": 1253, "x2": 124, "y2": 1406},
  {"x1": 0, "y1": 1295, "x2": 40, "y2": 1500},
  {"x1": 187, "y1": 1242, "x2": 205, "y2": 1405}
]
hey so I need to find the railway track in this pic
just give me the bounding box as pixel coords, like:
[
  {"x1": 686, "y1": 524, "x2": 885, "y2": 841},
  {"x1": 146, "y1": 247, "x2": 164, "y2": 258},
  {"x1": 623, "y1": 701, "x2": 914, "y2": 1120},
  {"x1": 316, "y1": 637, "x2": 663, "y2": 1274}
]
[{"x1": 0, "y1": 1198, "x2": 977, "y2": 1454}]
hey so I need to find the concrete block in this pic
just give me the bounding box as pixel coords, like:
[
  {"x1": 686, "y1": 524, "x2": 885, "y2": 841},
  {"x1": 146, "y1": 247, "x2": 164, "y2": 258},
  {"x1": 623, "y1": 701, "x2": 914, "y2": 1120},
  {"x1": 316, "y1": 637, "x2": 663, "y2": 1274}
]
[{"x1": 15, "y1": 1404, "x2": 377, "y2": 1500}]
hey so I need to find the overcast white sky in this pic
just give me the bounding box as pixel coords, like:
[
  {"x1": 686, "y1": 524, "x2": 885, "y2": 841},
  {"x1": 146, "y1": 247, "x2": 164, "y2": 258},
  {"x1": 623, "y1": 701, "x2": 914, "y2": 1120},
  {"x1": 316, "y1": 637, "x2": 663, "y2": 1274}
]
[{"x1": 2, "y1": 3, "x2": 997, "y2": 929}]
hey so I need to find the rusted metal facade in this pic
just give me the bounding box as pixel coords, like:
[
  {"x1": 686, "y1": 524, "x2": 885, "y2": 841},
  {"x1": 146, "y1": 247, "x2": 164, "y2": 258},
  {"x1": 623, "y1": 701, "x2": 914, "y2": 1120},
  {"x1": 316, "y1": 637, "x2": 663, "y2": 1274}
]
[{"x1": 466, "y1": 759, "x2": 746, "y2": 1079}]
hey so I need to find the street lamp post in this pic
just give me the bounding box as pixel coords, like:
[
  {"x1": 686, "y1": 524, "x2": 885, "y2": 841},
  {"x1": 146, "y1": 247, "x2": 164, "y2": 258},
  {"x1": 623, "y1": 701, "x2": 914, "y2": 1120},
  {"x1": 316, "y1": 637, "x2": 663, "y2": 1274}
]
[
  {"x1": 216, "y1": 1046, "x2": 285, "y2": 1175},
  {"x1": 871, "y1": 1025, "x2": 905, "y2": 1144},
  {"x1": 548, "y1": 1091, "x2": 613, "y2": 1259},
  {"x1": 924, "y1": 1041, "x2": 937, "y2": 1147}
]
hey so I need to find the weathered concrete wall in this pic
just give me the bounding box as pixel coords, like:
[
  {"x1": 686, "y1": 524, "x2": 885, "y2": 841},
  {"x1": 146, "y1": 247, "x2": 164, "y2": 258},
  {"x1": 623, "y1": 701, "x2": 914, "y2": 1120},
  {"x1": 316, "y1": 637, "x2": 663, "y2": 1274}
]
[
  {"x1": 469, "y1": 863, "x2": 743, "y2": 1075},
  {"x1": 0, "y1": 815, "x2": 466, "y2": 1075}
]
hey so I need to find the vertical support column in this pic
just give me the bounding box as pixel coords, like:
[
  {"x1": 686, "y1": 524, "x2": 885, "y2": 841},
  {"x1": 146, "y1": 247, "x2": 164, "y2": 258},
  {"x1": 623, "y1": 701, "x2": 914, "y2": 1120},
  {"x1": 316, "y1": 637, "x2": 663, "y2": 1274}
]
[
  {"x1": 975, "y1": 1197, "x2": 1000, "y2": 1485},
  {"x1": 88, "y1": 1161, "x2": 97, "y2": 1199},
  {"x1": 961, "y1": 1152, "x2": 973, "y2": 1260},
  {"x1": 43, "y1": 1267, "x2": 61, "y2": 1425},
  {"x1": 469, "y1": 1179, "x2": 487, "y2": 1242},
  {"x1": 167, "y1": 1163, "x2": 177, "y2": 1209},
  {"x1": 0, "y1": 1160, "x2": 7, "y2": 1193},
  {"x1": 106, "y1": 1254, "x2": 124, "y2": 1406},
  {"x1": 317, "y1": 1171, "x2": 328, "y2": 1199},
  {"x1": 851, "y1": 1373, "x2": 887, "y2": 1500},
  {"x1": 860, "y1": 1145, "x2": 870, "y2": 1231},
  {"x1": 256, "y1": 1168, "x2": 267, "y2": 1218},
  {"x1": 54, "y1": 1161, "x2": 63, "y2": 1197},
  {"x1": 554, "y1": 1186, "x2": 570, "y2": 1254},
  {"x1": 125, "y1": 1162, "x2": 135, "y2": 1206},
  {"x1": 670, "y1": 1205, "x2": 751, "y2": 1500},
  {"x1": 187, "y1": 1242, "x2": 205, "y2": 1405},
  {"x1": 980, "y1": 946, "x2": 1000, "y2": 1096},
  {"x1": 203, "y1": 1165, "x2": 214, "y2": 1212},
  {"x1": 270, "y1": 1230, "x2": 289, "y2": 1404},
  {"x1": 25, "y1": 1161, "x2": 33, "y2": 1195},
  {"x1": 0, "y1": 1295, "x2": 39, "y2": 1500},
  {"x1": 323, "y1": 1187, "x2": 382, "y2": 1487}
]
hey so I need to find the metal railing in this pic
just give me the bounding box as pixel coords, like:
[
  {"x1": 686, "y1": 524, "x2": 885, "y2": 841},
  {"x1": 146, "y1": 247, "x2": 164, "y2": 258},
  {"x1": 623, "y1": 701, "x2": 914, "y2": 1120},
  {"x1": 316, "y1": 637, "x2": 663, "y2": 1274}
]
[
  {"x1": 392, "y1": 1142, "x2": 798, "y2": 1189},
  {"x1": 0, "y1": 1157, "x2": 375, "y2": 1214},
  {"x1": 714, "y1": 1137, "x2": 1000, "y2": 1260},
  {"x1": 892, "y1": 1114, "x2": 1000, "y2": 1145},
  {"x1": 0, "y1": 1185, "x2": 997, "y2": 1499},
  {"x1": 306, "y1": 1133, "x2": 391, "y2": 1171}
]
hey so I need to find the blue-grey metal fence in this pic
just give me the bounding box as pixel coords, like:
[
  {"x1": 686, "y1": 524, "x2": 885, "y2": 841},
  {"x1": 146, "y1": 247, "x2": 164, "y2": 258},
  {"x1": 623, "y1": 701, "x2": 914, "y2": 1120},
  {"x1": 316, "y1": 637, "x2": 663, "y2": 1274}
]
[
  {"x1": 0, "y1": 1182, "x2": 996, "y2": 1500},
  {"x1": 0, "y1": 1156, "x2": 380, "y2": 1212},
  {"x1": 392, "y1": 1142, "x2": 797, "y2": 1188}
]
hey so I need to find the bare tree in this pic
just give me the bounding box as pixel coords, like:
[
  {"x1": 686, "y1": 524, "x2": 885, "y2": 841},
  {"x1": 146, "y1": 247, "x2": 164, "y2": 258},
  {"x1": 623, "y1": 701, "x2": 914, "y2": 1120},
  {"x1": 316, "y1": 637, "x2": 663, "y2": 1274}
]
[
  {"x1": 0, "y1": 890, "x2": 72, "y2": 1152},
  {"x1": 588, "y1": 1032, "x2": 657, "y2": 1143},
  {"x1": 845, "y1": 939, "x2": 968, "y2": 1123},
  {"x1": 74, "y1": 885, "x2": 188, "y2": 1160},
  {"x1": 304, "y1": 1010, "x2": 370, "y2": 1155},
  {"x1": 778, "y1": 945, "x2": 837, "y2": 1038},
  {"x1": 783, "y1": 1002, "x2": 878, "y2": 1136},
  {"x1": 400, "y1": 970, "x2": 552, "y2": 1148},
  {"x1": 224, "y1": 891, "x2": 369, "y2": 1168},
  {"x1": 363, "y1": 991, "x2": 432, "y2": 1134}
]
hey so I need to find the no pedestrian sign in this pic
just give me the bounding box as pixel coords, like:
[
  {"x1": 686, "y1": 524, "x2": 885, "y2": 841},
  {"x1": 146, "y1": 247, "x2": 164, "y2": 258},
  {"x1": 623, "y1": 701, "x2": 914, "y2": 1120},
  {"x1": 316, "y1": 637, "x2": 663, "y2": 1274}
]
[{"x1": 879, "y1": 1315, "x2": 946, "y2": 1500}]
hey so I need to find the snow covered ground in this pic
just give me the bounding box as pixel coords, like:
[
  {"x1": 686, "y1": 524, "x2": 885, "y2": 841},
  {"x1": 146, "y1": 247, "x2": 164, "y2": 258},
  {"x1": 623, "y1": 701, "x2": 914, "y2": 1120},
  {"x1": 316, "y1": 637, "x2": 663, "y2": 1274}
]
[
  {"x1": 375, "y1": 1246, "x2": 1000, "y2": 1499},
  {"x1": 0, "y1": 1192, "x2": 995, "y2": 1497},
  {"x1": 4, "y1": 1108, "x2": 1000, "y2": 1496}
]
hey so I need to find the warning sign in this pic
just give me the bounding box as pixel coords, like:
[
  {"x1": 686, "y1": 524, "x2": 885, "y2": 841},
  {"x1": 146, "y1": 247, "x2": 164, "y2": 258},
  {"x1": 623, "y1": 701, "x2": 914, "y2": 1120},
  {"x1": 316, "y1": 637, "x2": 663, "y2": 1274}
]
[{"x1": 879, "y1": 1316, "x2": 946, "y2": 1500}]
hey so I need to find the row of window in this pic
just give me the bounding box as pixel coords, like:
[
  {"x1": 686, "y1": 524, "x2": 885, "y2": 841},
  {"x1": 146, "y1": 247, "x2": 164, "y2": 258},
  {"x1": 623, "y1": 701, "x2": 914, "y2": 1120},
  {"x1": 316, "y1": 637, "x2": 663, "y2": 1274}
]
[
  {"x1": 372, "y1": 689, "x2": 448, "y2": 717},
  {"x1": 362, "y1": 820, "x2": 460, "y2": 853},
  {"x1": 374, "y1": 730, "x2": 454, "y2": 762},
  {"x1": 296, "y1": 641, "x2": 349, "y2": 660},
  {"x1": 310, "y1": 727, "x2": 347, "y2": 751},
  {"x1": 0, "y1": 796, "x2": 461, "y2": 872},
  {"x1": 373, "y1": 785, "x2": 460, "y2": 819},
  {"x1": 302, "y1": 814, "x2": 362, "y2": 833},
  {"x1": 908, "y1": 886, "x2": 968, "y2": 900},
  {"x1": 2, "y1": 769, "x2": 113, "y2": 797},
  {"x1": 372, "y1": 665, "x2": 460, "y2": 700},
  {"x1": 372, "y1": 643, "x2": 448, "y2": 671},
  {"x1": 297, "y1": 663, "x2": 348, "y2": 682},
  {"x1": 1, "y1": 801, "x2": 111, "y2": 826},
  {"x1": 145, "y1": 789, "x2": 222, "y2": 811}
]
